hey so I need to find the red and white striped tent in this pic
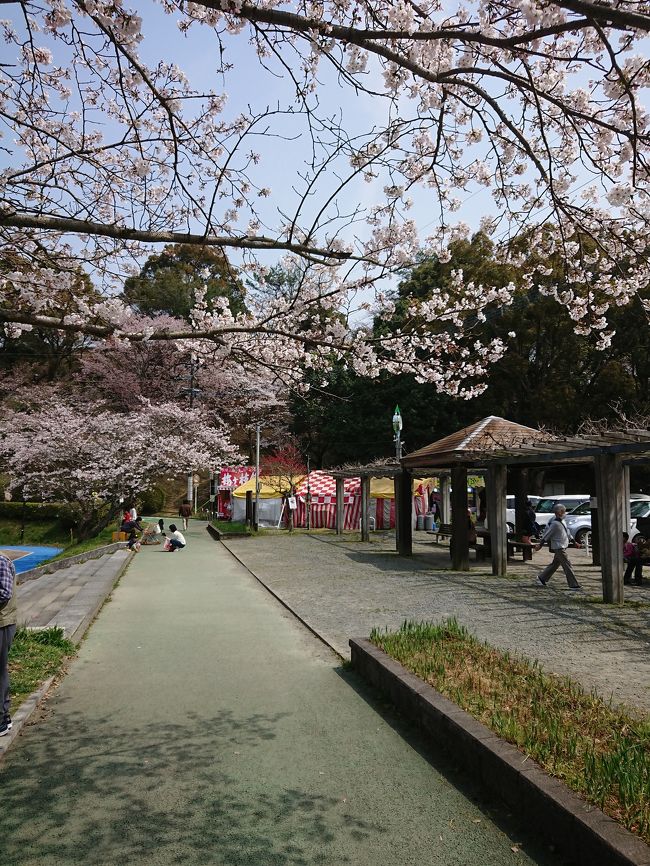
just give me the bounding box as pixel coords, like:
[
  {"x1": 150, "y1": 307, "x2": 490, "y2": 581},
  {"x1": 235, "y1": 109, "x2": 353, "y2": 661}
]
[
  {"x1": 295, "y1": 471, "x2": 361, "y2": 530},
  {"x1": 294, "y1": 471, "x2": 436, "y2": 532},
  {"x1": 367, "y1": 477, "x2": 430, "y2": 529}
]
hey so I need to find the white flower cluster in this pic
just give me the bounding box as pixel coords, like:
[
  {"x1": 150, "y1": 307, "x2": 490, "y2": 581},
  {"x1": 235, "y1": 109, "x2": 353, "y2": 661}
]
[{"x1": 1, "y1": 0, "x2": 649, "y2": 395}]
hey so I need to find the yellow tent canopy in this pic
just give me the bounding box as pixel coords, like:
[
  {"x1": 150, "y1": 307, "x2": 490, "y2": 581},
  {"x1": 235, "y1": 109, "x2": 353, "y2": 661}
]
[
  {"x1": 369, "y1": 477, "x2": 438, "y2": 499},
  {"x1": 232, "y1": 475, "x2": 305, "y2": 498}
]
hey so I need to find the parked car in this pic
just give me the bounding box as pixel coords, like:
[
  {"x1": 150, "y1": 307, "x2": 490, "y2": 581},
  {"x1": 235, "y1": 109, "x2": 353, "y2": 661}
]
[
  {"x1": 564, "y1": 496, "x2": 650, "y2": 544},
  {"x1": 505, "y1": 495, "x2": 540, "y2": 533},
  {"x1": 534, "y1": 495, "x2": 590, "y2": 528}
]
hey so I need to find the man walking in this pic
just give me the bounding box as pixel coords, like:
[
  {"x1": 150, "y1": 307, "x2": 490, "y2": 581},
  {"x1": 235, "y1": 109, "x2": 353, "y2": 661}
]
[
  {"x1": 0, "y1": 553, "x2": 18, "y2": 736},
  {"x1": 178, "y1": 499, "x2": 192, "y2": 531},
  {"x1": 534, "y1": 504, "x2": 582, "y2": 590}
]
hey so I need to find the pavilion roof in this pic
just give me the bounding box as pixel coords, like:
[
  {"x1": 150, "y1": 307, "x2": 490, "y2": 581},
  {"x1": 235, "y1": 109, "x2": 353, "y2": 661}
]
[
  {"x1": 329, "y1": 459, "x2": 402, "y2": 479},
  {"x1": 401, "y1": 416, "x2": 545, "y2": 469},
  {"x1": 401, "y1": 416, "x2": 650, "y2": 470}
]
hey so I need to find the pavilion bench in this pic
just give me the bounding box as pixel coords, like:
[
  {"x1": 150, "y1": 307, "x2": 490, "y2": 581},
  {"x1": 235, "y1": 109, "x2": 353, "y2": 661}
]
[
  {"x1": 428, "y1": 523, "x2": 489, "y2": 561},
  {"x1": 506, "y1": 538, "x2": 535, "y2": 561}
]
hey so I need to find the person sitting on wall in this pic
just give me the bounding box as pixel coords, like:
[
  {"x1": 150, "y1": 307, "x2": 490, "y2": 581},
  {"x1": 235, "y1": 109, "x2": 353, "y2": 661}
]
[
  {"x1": 141, "y1": 520, "x2": 164, "y2": 544},
  {"x1": 120, "y1": 516, "x2": 143, "y2": 533}
]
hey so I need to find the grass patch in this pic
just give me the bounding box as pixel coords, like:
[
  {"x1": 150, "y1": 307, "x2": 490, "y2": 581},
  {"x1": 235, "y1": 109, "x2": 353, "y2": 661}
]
[
  {"x1": 8, "y1": 627, "x2": 75, "y2": 710},
  {"x1": 370, "y1": 619, "x2": 650, "y2": 843},
  {"x1": 47, "y1": 526, "x2": 116, "y2": 561},
  {"x1": 211, "y1": 520, "x2": 250, "y2": 534},
  {"x1": 0, "y1": 517, "x2": 73, "y2": 547}
]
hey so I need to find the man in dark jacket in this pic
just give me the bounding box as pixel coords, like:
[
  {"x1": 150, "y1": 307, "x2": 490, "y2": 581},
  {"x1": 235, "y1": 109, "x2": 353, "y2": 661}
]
[
  {"x1": 0, "y1": 553, "x2": 18, "y2": 736},
  {"x1": 178, "y1": 499, "x2": 192, "y2": 531}
]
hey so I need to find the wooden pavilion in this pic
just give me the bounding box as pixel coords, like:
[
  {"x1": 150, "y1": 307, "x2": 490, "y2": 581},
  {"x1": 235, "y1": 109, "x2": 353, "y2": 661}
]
[{"x1": 399, "y1": 416, "x2": 650, "y2": 603}]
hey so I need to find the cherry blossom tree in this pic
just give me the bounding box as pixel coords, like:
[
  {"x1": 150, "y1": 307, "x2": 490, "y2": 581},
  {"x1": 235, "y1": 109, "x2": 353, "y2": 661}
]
[
  {"x1": 0, "y1": 390, "x2": 240, "y2": 537},
  {"x1": 261, "y1": 442, "x2": 307, "y2": 529},
  {"x1": 74, "y1": 328, "x2": 291, "y2": 450},
  {"x1": 1, "y1": 0, "x2": 650, "y2": 395}
]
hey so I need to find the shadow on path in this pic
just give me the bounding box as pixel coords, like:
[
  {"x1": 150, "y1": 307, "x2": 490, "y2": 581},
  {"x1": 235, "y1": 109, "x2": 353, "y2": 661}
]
[
  {"x1": 335, "y1": 665, "x2": 570, "y2": 866},
  {"x1": 1, "y1": 707, "x2": 382, "y2": 866}
]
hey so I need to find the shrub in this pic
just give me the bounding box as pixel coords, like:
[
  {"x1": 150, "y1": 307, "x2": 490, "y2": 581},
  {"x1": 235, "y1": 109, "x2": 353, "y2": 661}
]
[
  {"x1": 0, "y1": 501, "x2": 66, "y2": 521},
  {"x1": 140, "y1": 486, "x2": 165, "y2": 514}
]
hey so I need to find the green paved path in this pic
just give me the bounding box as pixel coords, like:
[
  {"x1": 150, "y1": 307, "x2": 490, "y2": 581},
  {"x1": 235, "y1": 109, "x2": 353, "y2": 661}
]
[{"x1": 1, "y1": 525, "x2": 558, "y2": 866}]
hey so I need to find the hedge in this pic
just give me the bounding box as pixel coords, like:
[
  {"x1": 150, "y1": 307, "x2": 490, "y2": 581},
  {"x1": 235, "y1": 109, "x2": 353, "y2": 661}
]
[{"x1": 0, "y1": 501, "x2": 68, "y2": 520}]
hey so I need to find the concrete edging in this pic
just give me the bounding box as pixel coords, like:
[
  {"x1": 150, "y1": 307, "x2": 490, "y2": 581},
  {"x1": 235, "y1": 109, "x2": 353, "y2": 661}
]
[
  {"x1": 206, "y1": 523, "x2": 251, "y2": 541},
  {"x1": 350, "y1": 637, "x2": 650, "y2": 866},
  {"x1": 0, "y1": 676, "x2": 55, "y2": 763},
  {"x1": 217, "y1": 537, "x2": 343, "y2": 660},
  {"x1": 17, "y1": 542, "x2": 128, "y2": 585},
  {"x1": 66, "y1": 548, "x2": 133, "y2": 645}
]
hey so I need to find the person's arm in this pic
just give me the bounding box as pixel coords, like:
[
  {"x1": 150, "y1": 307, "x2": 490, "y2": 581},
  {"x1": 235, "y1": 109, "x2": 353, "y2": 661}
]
[{"x1": 535, "y1": 521, "x2": 552, "y2": 551}]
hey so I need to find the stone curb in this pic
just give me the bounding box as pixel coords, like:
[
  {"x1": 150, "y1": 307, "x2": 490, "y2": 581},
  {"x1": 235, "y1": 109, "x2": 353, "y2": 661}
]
[
  {"x1": 350, "y1": 637, "x2": 650, "y2": 866},
  {"x1": 218, "y1": 537, "x2": 343, "y2": 659},
  {"x1": 206, "y1": 523, "x2": 251, "y2": 541},
  {"x1": 17, "y1": 542, "x2": 128, "y2": 585},
  {"x1": 0, "y1": 676, "x2": 55, "y2": 763},
  {"x1": 66, "y1": 550, "x2": 133, "y2": 645},
  {"x1": 2, "y1": 549, "x2": 134, "y2": 763}
]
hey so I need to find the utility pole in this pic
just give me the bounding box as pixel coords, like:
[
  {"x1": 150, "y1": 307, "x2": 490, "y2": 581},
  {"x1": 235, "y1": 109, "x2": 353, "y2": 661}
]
[
  {"x1": 254, "y1": 423, "x2": 260, "y2": 532},
  {"x1": 187, "y1": 354, "x2": 197, "y2": 505}
]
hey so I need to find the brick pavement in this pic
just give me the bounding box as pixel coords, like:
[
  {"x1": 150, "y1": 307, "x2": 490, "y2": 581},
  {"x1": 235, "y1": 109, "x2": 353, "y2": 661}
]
[{"x1": 223, "y1": 532, "x2": 650, "y2": 714}]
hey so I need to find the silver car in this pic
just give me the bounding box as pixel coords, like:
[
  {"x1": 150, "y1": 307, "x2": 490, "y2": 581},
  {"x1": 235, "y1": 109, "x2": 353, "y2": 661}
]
[{"x1": 564, "y1": 497, "x2": 650, "y2": 544}]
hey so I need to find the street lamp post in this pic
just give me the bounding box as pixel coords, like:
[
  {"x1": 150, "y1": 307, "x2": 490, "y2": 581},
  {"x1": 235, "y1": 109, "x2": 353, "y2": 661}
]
[{"x1": 392, "y1": 405, "x2": 403, "y2": 460}]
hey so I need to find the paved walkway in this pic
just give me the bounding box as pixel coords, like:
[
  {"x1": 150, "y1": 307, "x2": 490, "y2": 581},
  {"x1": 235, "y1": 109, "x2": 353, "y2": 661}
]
[
  {"x1": 223, "y1": 533, "x2": 650, "y2": 714},
  {"x1": 1, "y1": 524, "x2": 558, "y2": 866},
  {"x1": 16, "y1": 549, "x2": 131, "y2": 643}
]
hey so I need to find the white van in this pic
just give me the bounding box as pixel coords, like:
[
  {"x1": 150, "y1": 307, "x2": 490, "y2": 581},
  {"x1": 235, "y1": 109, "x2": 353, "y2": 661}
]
[{"x1": 534, "y1": 495, "x2": 590, "y2": 527}]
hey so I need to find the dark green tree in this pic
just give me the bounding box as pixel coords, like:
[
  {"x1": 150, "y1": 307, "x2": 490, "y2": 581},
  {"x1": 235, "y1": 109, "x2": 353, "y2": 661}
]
[
  {"x1": 289, "y1": 231, "x2": 650, "y2": 462},
  {"x1": 0, "y1": 263, "x2": 97, "y2": 383},
  {"x1": 123, "y1": 244, "x2": 246, "y2": 319}
]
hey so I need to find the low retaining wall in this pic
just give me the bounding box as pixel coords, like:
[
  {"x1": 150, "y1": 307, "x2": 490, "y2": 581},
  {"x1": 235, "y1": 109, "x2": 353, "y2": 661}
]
[
  {"x1": 17, "y1": 542, "x2": 128, "y2": 585},
  {"x1": 350, "y1": 638, "x2": 650, "y2": 866},
  {"x1": 206, "y1": 523, "x2": 251, "y2": 541}
]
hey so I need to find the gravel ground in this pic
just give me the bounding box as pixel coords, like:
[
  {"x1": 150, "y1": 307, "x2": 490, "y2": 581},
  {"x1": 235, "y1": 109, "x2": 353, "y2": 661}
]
[{"x1": 223, "y1": 532, "x2": 650, "y2": 715}]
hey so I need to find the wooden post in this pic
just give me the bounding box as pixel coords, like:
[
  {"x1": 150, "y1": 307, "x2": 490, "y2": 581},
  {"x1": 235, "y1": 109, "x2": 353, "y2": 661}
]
[
  {"x1": 450, "y1": 465, "x2": 469, "y2": 570},
  {"x1": 393, "y1": 474, "x2": 400, "y2": 551},
  {"x1": 360, "y1": 476, "x2": 370, "y2": 542},
  {"x1": 623, "y1": 464, "x2": 631, "y2": 535},
  {"x1": 440, "y1": 475, "x2": 451, "y2": 524},
  {"x1": 595, "y1": 453, "x2": 625, "y2": 603},
  {"x1": 487, "y1": 465, "x2": 508, "y2": 576},
  {"x1": 335, "y1": 477, "x2": 344, "y2": 536},
  {"x1": 397, "y1": 469, "x2": 413, "y2": 556},
  {"x1": 513, "y1": 468, "x2": 529, "y2": 537}
]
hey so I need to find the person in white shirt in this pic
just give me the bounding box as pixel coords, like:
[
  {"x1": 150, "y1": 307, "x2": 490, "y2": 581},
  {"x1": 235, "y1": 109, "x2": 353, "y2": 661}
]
[
  {"x1": 167, "y1": 524, "x2": 186, "y2": 552},
  {"x1": 534, "y1": 504, "x2": 582, "y2": 590}
]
